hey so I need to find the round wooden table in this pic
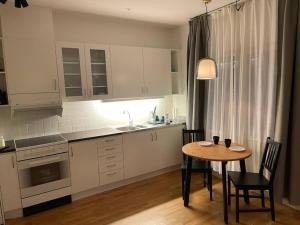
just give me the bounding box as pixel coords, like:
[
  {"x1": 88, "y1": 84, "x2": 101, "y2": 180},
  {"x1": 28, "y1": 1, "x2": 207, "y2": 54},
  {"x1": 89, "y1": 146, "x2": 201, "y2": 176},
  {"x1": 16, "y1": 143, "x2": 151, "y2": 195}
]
[{"x1": 182, "y1": 142, "x2": 252, "y2": 224}]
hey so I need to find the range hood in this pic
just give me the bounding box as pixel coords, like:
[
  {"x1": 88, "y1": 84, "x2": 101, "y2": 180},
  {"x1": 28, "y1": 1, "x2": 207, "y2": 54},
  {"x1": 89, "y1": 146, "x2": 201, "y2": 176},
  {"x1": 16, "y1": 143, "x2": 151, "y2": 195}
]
[{"x1": 9, "y1": 93, "x2": 63, "y2": 117}]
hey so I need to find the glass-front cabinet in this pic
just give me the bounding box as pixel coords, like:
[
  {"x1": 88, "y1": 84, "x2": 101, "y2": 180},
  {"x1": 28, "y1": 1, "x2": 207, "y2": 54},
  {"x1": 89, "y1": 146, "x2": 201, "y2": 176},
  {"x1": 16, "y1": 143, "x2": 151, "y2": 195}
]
[
  {"x1": 56, "y1": 43, "x2": 111, "y2": 101},
  {"x1": 85, "y1": 45, "x2": 112, "y2": 99}
]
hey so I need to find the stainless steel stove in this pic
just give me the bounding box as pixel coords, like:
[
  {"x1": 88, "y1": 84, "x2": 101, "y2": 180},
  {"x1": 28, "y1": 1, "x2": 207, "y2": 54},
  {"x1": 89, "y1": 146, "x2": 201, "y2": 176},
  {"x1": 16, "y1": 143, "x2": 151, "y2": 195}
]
[{"x1": 15, "y1": 134, "x2": 71, "y2": 216}]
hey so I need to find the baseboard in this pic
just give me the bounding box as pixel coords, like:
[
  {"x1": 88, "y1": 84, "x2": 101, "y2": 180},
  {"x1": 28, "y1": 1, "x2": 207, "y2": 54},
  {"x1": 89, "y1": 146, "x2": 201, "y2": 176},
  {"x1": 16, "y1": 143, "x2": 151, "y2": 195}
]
[
  {"x1": 72, "y1": 165, "x2": 180, "y2": 201},
  {"x1": 283, "y1": 199, "x2": 300, "y2": 211},
  {"x1": 4, "y1": 208, "x2": 23, "y2": 219}
]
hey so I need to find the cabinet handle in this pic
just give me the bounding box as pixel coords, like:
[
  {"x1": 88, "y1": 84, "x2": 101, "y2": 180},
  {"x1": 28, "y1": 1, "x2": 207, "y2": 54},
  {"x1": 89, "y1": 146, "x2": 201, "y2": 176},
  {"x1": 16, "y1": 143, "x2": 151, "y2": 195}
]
[
  {"x1": 106, "y1": 156, "x2": 116, "y2": 160},
  {"x1": 155, "y1": 132, "x2": 158, "y2": 141},
  {"x1": 106, "y1": 164, "x2": 116, "y2": 168},
  {"x1": 107, "y1": 172, "x2": 117, "y2": 176},
  {"x1": 70, "y1": 147, "x2": 74, "y2": 157},
  {"x1": 105, "y1": 139, "x2": 114, "y2": 143},
  {"x1": 54, "y1": 79, "x2": 57, "y2": 91},
  {"x1": 105, "y1": 147, "x2": 115, "y2": 151},
  {"x1": 11, "y1": 155, "x2": 15, "y2": 168},
  {"x1": 151, "y1": 133, "x2": 153, "y2": 142}
]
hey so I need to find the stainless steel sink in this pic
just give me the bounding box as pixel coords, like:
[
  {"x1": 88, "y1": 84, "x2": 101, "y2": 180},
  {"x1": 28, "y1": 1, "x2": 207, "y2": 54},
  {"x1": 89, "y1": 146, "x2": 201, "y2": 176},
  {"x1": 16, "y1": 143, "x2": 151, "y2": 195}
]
[{"x1": 116, "y1": 125, "x2": 148, "y2": 132}]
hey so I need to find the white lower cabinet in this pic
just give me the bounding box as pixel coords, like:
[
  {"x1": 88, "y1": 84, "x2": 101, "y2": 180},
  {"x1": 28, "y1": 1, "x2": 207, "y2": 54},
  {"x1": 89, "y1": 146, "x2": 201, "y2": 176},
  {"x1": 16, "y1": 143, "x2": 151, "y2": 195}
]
[
  {"x1": 98, "y1": 135, "x2": 124, "y2": 185},
  {"x1": 0, "y1": 153, "x2": 22, "y2": 212},
  {"x1": 69, "y1": 140, "x2": 99, "y2": 194},
  {"x1": 124, "y1": 126, "x2": 184, "y2": 179},
  {"x1": 123, "y1": 130, "x2": 161, "y2": 179},
  {"x1": 156, "y1": 126, "x2": 183, "y2": 168},
  {"x1": 68, "y1": 126, "x2": 183, "y2": 194}
]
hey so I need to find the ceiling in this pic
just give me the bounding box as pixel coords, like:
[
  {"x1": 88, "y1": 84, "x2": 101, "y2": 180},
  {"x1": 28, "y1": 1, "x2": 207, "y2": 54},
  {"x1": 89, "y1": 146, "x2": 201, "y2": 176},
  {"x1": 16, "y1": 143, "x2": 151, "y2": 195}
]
[{"x1": 29, "y1": 0, "x2": 234, "y2": 26}]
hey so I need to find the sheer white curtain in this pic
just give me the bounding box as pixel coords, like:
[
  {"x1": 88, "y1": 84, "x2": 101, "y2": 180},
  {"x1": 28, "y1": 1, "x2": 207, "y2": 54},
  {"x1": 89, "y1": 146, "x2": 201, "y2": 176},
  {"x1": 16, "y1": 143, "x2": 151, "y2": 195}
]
[{"x1": 205, "y1": 0, "x2": 278, "y2": 173}]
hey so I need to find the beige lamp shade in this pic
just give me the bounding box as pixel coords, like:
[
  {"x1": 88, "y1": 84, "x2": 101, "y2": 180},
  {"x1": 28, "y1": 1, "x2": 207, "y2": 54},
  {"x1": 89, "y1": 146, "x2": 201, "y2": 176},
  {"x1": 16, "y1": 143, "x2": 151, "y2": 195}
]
[{"x1": 197, "y1": 58, "x2": 217, "y2": 80}]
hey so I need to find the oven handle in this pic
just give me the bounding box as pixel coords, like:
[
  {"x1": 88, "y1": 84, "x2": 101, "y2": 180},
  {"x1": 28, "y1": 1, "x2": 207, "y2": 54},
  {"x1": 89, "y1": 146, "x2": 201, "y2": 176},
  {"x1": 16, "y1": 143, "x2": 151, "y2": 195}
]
[
  {"x1": 17, "y1": 153, "x2": 69, "y2": 170},
  {"x1": 28, "y1": 156, "x2": 62, "y2": 166}
]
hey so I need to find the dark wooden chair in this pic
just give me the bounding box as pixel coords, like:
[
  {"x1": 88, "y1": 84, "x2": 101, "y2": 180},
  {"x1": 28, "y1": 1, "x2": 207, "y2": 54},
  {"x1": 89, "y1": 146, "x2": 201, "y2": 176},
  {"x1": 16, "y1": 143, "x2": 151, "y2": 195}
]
[
  {"x1": 181, "y1": 129, "x2": 213, "y2": 200},
  {"x1": 227, "y1": 137, "x2": 282, "y2": 223}
]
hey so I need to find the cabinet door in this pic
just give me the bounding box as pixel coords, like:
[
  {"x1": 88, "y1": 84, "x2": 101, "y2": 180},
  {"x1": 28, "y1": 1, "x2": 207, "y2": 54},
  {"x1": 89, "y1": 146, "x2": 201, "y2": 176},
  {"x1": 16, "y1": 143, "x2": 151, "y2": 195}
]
[
  {"x1": 123, "y1": 131, "x2": 160, "y2": 179},
  {"x1": 143, "y1": 48, "x2": 172, "y2": 96},
  {"x1": 156, "y1": 126, "x2": 183, "y2": 168},
  {"x1": 85, "y1": 44, "x2": 112, "y2": 99},
  {"x1": 3, "y1": 38, "x2": 59, "y2": 94},
  {"x1": 56, "y1": 43, "x2": 88, "y2": 100},
  {"x1": 0, "y1": 153, "x2": 22, "y2": 212},
  {"x1": 110, "y1": 45, "x2": 144, "y2": 98},
  {"x1": 69, "y1": 140, "x2": 99, "y2": 194}
]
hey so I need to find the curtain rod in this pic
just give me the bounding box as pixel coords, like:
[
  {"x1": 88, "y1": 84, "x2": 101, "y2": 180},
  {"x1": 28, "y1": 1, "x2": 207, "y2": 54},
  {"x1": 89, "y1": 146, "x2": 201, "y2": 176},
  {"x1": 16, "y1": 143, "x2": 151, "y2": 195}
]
[{"x1": 190, "y1": 0, "x2": 242, "y2": 21}]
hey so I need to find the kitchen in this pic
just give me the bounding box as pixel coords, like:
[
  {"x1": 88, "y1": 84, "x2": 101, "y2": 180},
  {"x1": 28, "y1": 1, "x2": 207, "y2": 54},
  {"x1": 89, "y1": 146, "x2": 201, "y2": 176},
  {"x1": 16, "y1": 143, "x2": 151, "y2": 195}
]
[
  {"x1": 1, "y1": 0, "x2": 300, "y2": 225},
  {"x1": 0, "y1": 1, "x2": 186, "y2": 224}
]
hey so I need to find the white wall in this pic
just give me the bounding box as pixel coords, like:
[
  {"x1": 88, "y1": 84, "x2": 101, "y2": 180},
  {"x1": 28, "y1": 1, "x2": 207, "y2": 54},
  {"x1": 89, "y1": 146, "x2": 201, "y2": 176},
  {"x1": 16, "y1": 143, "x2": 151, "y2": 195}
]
[{"x1": 53, "y1": 10, "x2": 178, "y2": 48}]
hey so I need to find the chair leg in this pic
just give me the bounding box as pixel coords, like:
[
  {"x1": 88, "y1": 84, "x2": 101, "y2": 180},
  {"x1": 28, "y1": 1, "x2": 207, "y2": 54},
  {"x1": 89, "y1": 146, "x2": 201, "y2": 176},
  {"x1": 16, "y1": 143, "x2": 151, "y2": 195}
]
[
  {"x1": 203, "y1": 172, "x2": 207, "y2": 187},
  {"x1": 261, "y1": 190, "x2": 265, "y2": 208},
  {"x1": 269, "y1": 188, "x2": 275, "y2": 221},
  {"x1": 208, "y1": 170, "x2": 213, "y2": 201},
  {"x1": 236, "y1": 187, "x2": 239, "y2": 223},
  {"x1": 228, "y1": 175, "x2": 231, "y2": 206},
  {"x1": 181, "y1": 169, "x2": 186, "y2": 200}
]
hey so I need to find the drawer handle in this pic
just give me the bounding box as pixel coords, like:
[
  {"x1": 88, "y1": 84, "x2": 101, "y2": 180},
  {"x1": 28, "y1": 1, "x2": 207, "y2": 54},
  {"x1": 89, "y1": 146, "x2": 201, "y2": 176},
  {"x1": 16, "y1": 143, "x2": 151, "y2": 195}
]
[
  {"x1": 105, "y1": 147, "x2": 115, "y2": 151},
  {"x1": 106, "y1": 156, "x2": 116, "y2": 160},
  {"x1": 105, "y1": 139, "x2": 114, "y2": 143},
  {"x1": 107, "y1": 172, "x2": 117, "y2": 176},
  {"x1": 106, "y1": 164, "x2": 116, "y2": 168}
]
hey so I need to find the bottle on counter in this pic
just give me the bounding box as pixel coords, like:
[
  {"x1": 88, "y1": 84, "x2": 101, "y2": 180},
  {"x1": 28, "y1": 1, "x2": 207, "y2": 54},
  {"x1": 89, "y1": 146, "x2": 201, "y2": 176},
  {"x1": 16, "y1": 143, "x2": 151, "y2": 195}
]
[
  {"x1": 0, "y1": 136, "x2": 5, "y2": 148},
  {"x1": 165, "y1": 113, "x2": 170, "y2": 125}
]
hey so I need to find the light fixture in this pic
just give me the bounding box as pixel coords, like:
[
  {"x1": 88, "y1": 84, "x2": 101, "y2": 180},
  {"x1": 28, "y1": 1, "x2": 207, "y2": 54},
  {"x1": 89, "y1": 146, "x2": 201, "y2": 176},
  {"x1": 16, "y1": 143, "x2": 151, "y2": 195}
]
[
  {"x1": 0, "y1": 0, "x2": 29, "y2": 8},
  {"x1": 197, "y1": 0, "x2": 217, "y2": 80}
]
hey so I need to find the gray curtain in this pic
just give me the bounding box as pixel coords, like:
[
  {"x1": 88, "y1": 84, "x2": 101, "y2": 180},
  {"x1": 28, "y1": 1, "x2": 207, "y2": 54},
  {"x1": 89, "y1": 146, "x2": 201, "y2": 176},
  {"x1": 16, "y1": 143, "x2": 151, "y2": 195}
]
[
  {"x1": 186, "y1": 16, "x2": 207, "y2": 130},
  {"x1": 274, "y1": 0, "x2": 300, "y2": 204}
]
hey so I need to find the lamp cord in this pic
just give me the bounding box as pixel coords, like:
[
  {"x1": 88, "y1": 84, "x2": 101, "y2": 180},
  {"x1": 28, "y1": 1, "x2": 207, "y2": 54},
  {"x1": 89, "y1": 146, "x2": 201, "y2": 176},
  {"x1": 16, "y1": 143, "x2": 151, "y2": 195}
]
[{"x1": 205, "y1": 2, "x2": 211, "y2": 57}]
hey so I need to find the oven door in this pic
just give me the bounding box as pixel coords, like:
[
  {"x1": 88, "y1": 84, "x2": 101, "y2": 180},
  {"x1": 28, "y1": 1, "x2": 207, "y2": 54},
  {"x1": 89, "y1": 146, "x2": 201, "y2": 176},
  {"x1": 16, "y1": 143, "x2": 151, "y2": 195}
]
[{"x1": 17, "y1": 153, "x2": 71, "y2": 198}]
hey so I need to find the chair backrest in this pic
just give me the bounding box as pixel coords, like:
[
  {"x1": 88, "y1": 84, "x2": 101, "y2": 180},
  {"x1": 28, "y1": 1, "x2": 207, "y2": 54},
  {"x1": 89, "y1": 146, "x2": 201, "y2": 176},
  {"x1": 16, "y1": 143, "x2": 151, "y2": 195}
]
[
  {"x1": 182, "y1": 129, "x2": 205, "y2": 146},
  {"x1": 259, "y1": 137, "x2": 282, "y2": 183}
]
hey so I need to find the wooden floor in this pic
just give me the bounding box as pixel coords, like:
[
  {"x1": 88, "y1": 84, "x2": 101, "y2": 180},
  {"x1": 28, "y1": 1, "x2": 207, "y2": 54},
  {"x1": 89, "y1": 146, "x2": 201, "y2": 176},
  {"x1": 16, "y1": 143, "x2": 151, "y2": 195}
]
[{"x1": 7, "y1": 170, "x2": 300, "y2": 225}]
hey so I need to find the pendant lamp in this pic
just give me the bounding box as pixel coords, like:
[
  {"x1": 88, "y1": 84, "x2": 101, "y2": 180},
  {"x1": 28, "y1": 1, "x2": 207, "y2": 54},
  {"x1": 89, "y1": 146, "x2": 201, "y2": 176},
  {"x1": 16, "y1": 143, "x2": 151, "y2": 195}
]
[{"x1": 197, "y1": 0, "x2": 217, "y2": 80}]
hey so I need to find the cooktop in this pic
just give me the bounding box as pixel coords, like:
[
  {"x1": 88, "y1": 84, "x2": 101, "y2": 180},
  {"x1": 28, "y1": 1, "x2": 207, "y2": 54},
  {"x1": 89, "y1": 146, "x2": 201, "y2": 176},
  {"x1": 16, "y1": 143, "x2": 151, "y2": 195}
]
[{"x1": 15, "y1": 134, "x2": 67, "y2": 150}]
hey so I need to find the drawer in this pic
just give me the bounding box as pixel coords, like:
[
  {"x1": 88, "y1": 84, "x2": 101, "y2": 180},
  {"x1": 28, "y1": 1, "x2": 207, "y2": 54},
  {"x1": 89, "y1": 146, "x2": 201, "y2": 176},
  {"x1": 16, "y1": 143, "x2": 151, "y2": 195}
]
[
  {"x1": 99, "y1": 153, "x2": 123, "y2": 164},
  {"x1": 98, "y1": 135, "x2": 122, "y2": 148},
  {"x1": 98, "y1": 144, "x2": 122, "y2": 156},
  {"x1": 100, "y1": 169, "x2": 123, "y2": 185},
  {"x1": 99, "y1": 160, "x2": 123, "y2": 173}
]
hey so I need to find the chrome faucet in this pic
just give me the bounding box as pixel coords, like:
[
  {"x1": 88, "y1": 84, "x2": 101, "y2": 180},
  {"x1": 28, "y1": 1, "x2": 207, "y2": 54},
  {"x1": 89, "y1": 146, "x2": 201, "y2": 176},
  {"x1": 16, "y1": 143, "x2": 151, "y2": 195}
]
[{"x1": 123, "y1": 110, "x2": 133, "y2": 128}]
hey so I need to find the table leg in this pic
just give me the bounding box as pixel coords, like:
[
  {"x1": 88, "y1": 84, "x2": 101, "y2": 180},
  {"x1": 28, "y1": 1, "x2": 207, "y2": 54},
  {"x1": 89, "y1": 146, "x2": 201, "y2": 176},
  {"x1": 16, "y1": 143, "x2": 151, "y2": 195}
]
[
  {"x1": 240, "y1": 159, "x2": 250, "y2": 204},
  {"x1": 222, "y1": 161, "x2": 228, "y2": 224},
  {"x1": 184, "y1": 156, "x2": 192, "y2": 207}
]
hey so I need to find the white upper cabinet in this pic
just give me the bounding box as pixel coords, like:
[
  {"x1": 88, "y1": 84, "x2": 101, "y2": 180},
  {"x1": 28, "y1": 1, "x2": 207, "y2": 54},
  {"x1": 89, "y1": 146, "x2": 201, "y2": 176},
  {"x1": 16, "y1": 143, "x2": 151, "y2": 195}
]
[
  {"x1": 85, "y1": 44, "x2": 112, "y2": 99},
  {"x1": 110, "y1": 45, "x2": 144, "y2": 98},
  {"x1": 56, "y1": 43, "x2": 87, "y2": 100},
  {"x1": 142, "y1": 48, "x2": 172, "y2": 96},
  {"x1": 0, "y1": 5, "x2": 61, "y2": 108},
  {"x1": 3, "y1": 38, "x2": 58, "y2": 94},
  {"x1": 57, "y1": 43, "x2": 112, "y2": 100},
  {"x1": 0, "y1": 5, "x2": 54, "y2": 40}
]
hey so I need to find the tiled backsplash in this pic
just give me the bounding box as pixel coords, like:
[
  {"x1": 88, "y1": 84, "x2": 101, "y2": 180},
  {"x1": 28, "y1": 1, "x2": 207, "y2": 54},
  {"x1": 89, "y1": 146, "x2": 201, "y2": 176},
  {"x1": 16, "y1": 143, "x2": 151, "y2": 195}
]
[{"x1": 0, "y1": 97, "x2": 173, "y2": 140}]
